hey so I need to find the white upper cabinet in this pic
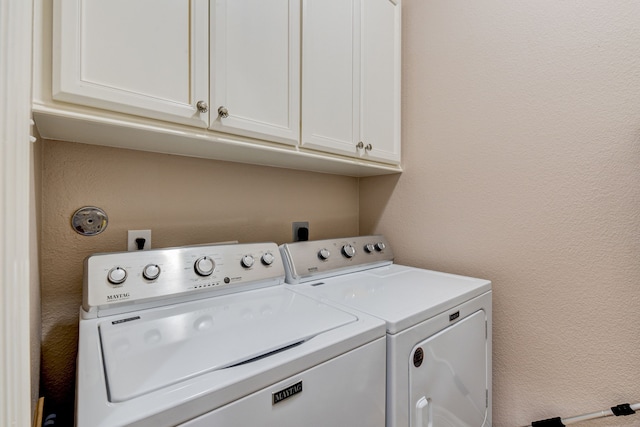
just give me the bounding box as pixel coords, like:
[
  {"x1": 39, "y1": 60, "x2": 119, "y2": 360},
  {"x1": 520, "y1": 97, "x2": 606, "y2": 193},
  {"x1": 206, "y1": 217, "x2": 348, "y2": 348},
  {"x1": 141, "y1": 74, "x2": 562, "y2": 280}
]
[
  {"x1": 301, "y1": 0, "x2": 360, "y2": 157},
  {"x1": 53, "y1": 0, "x2": 209, "y2": 127},
  {"x1": 36, "y1": 0, "x2": 402, "y2": 176},
  {"x1": 210, "y1": 0, "x2": 300, "y2": 145},
  {"x1": 361, "y1": 0, "x2": 402, "y2": 164},
  {"x1": 302, "y1": 0, "x2": 401, "y2": 164}
]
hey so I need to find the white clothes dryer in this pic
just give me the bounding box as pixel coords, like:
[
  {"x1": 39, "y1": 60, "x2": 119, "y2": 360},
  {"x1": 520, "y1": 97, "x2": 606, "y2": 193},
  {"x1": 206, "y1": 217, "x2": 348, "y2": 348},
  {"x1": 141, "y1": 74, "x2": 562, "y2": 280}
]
[
  {"x1": 280, "y1": 235, "x2": 492, "y2": 427},
  {"x1": 76, "y1": 241, "x2": 386, "y2": 427}
]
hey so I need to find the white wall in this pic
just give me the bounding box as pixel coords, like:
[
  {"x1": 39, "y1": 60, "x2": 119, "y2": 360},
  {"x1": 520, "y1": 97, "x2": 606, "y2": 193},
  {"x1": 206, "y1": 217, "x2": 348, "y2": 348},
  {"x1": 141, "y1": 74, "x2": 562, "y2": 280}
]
[{"x1": 361, "y1": 1, "x2": 640, "y2": 425}]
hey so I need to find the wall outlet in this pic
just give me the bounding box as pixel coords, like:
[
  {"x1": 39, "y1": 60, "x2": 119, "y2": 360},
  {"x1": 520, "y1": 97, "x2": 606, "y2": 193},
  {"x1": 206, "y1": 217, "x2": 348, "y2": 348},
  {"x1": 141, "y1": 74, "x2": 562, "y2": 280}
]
[
  {"x1": 292, "y1": 222, "x2": 309, "y2": 242},
  {"x1": 128, "y1": 229, "x2": 151, "y2": 251}
]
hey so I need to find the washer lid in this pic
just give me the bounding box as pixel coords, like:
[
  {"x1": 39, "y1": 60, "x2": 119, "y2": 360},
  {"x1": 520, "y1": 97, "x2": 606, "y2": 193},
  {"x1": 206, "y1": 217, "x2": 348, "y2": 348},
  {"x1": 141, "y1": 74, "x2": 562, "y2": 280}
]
[
  {"x1": 99, "y1": 286, "x2": 357, "y2": 402},
  {"x1": 295, "y1": 264, "x2": 491, "y2": 334}
]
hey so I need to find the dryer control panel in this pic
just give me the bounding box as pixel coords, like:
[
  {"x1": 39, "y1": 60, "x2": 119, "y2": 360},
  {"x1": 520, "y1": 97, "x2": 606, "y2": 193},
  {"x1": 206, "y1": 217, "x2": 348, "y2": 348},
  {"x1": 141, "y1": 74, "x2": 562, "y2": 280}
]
[
  {"x1": 280, "y1": 235, "x2": 394, "y2": 284},
  {"x1": 83, "y1": 242, "x2": 285, "y2": 317}
]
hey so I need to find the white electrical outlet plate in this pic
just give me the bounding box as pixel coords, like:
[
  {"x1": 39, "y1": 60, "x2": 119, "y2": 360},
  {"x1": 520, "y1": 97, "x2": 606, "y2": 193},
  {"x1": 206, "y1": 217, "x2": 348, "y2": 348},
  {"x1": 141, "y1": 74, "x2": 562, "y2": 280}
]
[{"x1": 127, "y1": 230, "x2": 151, "y2": 251}]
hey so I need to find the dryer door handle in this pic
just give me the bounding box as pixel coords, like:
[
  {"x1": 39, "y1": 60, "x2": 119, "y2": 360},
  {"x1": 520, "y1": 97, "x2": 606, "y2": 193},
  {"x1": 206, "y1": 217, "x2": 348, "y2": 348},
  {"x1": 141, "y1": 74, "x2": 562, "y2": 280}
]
[{"x1": 415, "y1": 396, "x2": 432, "y2": 427}]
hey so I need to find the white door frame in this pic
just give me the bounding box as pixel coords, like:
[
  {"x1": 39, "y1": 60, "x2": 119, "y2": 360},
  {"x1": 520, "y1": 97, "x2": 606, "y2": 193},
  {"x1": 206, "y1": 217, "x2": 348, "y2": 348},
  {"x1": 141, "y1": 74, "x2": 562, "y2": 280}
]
[{"x1": 1, "y1": 0, "x2": 35, "y2": 426}]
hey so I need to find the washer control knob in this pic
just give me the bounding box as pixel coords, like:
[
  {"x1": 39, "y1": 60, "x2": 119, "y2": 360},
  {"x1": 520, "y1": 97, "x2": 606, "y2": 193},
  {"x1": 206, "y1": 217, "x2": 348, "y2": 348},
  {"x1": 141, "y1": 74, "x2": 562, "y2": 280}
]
[
  {"x1": 318, "y1": 248, "x2": 331, "y2": 260},
  {"x1": 241, "y1": 255, "x2": 255, "y2": 268},
  {"x1": 364, "y1": 243, "x2": 375, "y2": 253},
  {"x1": 143, "y1": 264, "x2": 161, "y2": 280},
  {"x1": 261, "y1": 252, "x2": 275, "y2": 266},
  {"x1": 194, "y1": 256, "x2": 215, "y2": 276},
  {"x1": 342, "y1": 244, "x2": 356, "y2": 258},
  {"x1": 107, "y1": 267, "x2": 127, "y2": 285},
  {"x1": 375, "y1": 242, "x2": 386, "y2": 252}
]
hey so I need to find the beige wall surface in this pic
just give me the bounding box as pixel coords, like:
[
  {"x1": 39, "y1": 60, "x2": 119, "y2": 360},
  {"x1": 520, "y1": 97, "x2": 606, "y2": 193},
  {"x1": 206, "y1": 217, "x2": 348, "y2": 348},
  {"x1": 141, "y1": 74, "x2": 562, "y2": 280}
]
[
  {"x1": 37, "y1": 2, "x2": 640, "y2": 425},
  {"x1": 31, "y1": 138, "x2": 42, "y2": 412},
  {"x1": 39, "y1": 140, "x2": 359, "y2": 413},
  {"x1": 361, "y1": 1, "x2": 640, "y2": 426}
]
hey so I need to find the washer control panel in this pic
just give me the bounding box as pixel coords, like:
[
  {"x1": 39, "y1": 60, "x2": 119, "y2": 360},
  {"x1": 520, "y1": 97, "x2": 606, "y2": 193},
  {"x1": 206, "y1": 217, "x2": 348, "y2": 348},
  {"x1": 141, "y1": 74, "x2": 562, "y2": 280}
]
[
  {"x1": 280, "y1": 235, "x2": 394, "y2": 284},
  {"x1": 83, "y1": 242, "x2": 284, "y2": 317}
]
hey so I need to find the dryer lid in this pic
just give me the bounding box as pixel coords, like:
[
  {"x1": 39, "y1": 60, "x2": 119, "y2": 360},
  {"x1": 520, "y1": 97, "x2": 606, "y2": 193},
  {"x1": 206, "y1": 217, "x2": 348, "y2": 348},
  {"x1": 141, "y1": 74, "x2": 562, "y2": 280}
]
[
  {"x1": 99, "y1": 286, "x2": 356, "y2": 402},
  {"x1": 298, "y1": 264, "x2": 491, "y2": 334}
]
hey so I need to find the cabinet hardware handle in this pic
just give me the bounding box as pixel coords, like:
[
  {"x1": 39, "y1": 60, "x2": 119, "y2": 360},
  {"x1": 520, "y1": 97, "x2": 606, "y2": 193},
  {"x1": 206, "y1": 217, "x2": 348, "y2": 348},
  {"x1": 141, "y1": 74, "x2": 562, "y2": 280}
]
[
  {"x1": 218, "y1": 106, "x2": 229, "y2": 118},
  {"x1": 365, "y1": 143, "x2": 373, "y2": 151},
  {"x1": 196, "y1": 101, "x2": 209, "y2": 113},
  {"x1": 356, "y1": 141, "x2": 364, "y2": 150}
]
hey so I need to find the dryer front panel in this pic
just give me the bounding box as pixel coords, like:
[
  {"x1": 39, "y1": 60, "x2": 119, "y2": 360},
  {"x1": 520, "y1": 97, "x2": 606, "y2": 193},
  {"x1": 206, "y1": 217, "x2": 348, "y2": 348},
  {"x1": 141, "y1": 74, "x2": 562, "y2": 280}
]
[{"x1": 409, "y1": 310, "x2": 488, "y2": 427}]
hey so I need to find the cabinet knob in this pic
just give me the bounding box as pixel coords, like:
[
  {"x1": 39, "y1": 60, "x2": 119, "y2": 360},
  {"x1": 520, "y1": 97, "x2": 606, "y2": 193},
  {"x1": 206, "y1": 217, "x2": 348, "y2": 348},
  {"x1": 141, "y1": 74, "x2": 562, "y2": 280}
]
[
  {"x1": 365, "y1": 143, "x2": 373, "y2": 151},
  {"x1": 196, "y1": 101, "x2": 209, "y2": 113},
  {"x1": 356, "y1": 141, "x2": 364, "y2": 150},
  {"x1": 218, "y1": 106, "x2": 229, "y2": 118}
]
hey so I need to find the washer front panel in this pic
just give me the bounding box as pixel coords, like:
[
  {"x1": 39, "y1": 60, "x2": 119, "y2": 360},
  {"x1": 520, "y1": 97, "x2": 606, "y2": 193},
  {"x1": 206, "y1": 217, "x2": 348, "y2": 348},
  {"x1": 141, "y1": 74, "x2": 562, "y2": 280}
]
[{"x1": 181, "y1": 338, "x2": 386, "y2": 427}]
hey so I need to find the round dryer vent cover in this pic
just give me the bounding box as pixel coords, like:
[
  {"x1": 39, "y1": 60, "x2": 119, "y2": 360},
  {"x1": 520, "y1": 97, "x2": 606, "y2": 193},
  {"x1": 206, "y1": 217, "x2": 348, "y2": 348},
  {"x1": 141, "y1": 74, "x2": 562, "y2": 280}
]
[{"x1": 71, "y1": 206, "x2": 108, "y2": 236}]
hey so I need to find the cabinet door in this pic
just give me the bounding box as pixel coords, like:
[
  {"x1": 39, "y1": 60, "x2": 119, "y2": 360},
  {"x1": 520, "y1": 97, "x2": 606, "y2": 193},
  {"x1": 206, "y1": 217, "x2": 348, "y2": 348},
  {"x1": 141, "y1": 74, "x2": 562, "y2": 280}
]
[
  {"x1": 360, "y1": 0, "x2": 401, "y2": 164},
  {"x1": 301, "y1": 0, "x2": 361, "y2": 156},
  {"x1": 53, "y1": 0, "x2": 209, "y2": 127},
  {"x1": 211, "y1": 0, "x2": 300, "y2": 145},
  {"x1": 302, "y1": 0, "x2": 401, "y2": 164}
]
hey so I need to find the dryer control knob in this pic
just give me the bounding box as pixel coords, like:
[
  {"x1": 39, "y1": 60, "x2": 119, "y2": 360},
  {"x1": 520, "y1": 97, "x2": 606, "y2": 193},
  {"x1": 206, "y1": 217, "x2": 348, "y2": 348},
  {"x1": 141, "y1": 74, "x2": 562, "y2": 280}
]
[
  {"x1": 342, "y1": 244, "x2": 356, "y2": 258},
  {"x1": 261, "y1": 252, "x2": 275, "y2": 266},
  {"x1": 318, "y1": 248, "x2": 331, "y2": 260},
  {"x1": 375, "y1": 242, "x2": 386, "y2": 252},
  {"x1": 241, "y1": 255, "x2": 255, "y2": 268},
  {"x1": 107, "y1": 267, "x2": 127, "y2": 285},
  {"x1": 364, "y1": 243, "x2": 375, "y2": 253},
  {"x1": 194, "y1": 256, "x2": 215, "y2": 276},
  {"x1": 143, "y1": 264, "x2": 161, "y2": 280}
]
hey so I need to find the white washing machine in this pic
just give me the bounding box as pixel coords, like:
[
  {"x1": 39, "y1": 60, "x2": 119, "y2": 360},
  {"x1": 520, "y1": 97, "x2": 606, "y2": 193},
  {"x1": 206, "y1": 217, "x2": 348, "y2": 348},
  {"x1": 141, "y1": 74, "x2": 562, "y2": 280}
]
[
  {"x1": 76, "y1": 241, "x2": 387, "y2": 427},
  {"x1": 280, "y1": 235, "x2": 492, "y2": 427}
]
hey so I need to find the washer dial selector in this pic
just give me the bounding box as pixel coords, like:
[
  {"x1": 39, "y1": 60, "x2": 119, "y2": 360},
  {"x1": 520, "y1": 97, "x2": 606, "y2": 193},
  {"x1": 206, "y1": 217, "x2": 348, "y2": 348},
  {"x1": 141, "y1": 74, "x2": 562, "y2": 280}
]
[
  {"x1": 318, "y1": 248, "x2": 331, "y2": 260},
  {"x1": 261, "y1": 252, "x2": 275, "y2": 266},
  {"x1": 107, "y1": 267, "x2": 127, "y2": 285},
  {"x1": 364, "y1": 243, "x2": 375, "y2": 253},
  {"x1": 241, "y1": 255, "x2": 255, "y2": 268},
  {"x1": 194, "y1": 256, "x2": 215, "y2": 276},
  {"x1": 142, "y1": 264, "x2": 161, "y2": 280},
  {"x1": 342, "y1": 244, "x2": 356, "y2": 258},
  {"x1": 375, "y1": 242, "x2": 386, "y2": 252}
]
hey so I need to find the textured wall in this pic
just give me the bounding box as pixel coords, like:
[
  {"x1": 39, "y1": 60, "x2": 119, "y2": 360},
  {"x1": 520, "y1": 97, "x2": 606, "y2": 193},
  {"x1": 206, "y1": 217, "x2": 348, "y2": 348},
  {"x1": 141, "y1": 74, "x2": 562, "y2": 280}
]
[
  {"x1": 39, "y1": 141, "x2": 359, "y2": 414},
  {"x1": 38, "y1": 2, "x2": 640, "y2": 425},
  {"x1": 31, "y1": 138, "x2": 42, "y2": 412},
  {"x1": 361, "y1": 1, "x2": 640, "y2": 426}
]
